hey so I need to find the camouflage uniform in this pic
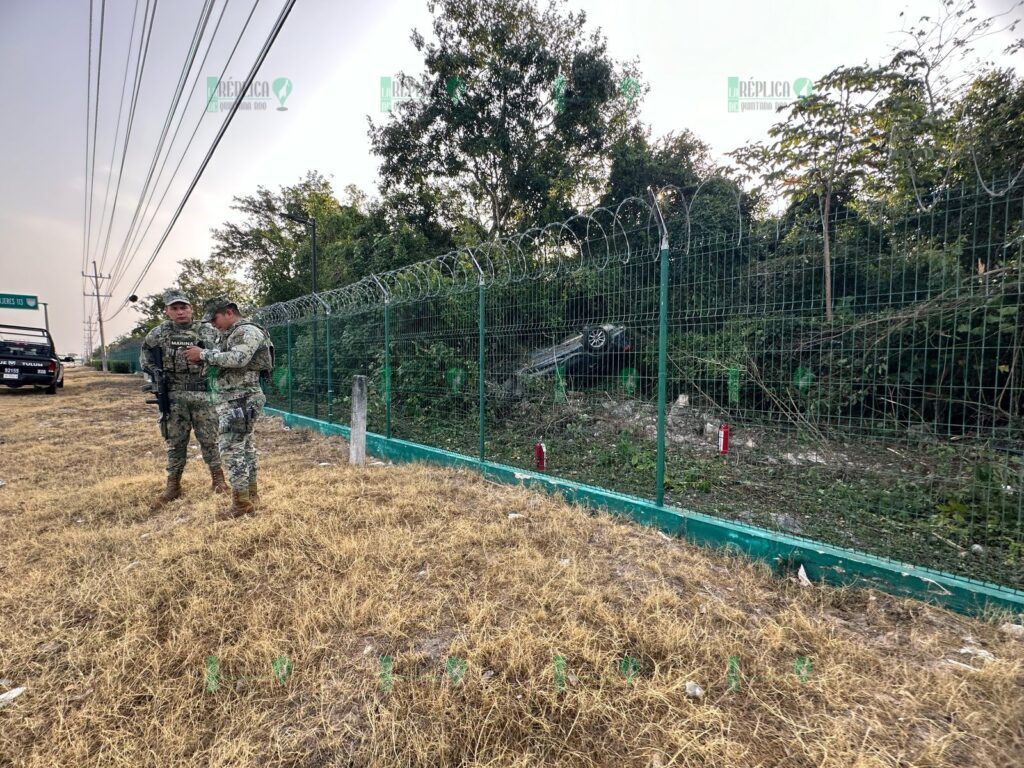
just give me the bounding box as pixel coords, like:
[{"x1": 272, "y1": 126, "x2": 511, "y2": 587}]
[
  {"x1": 199, "y1": 303, "x2": 273, "y2": 494},
  {"x1": 140, "y1": 316, "x2": 223, "y2": 476}
]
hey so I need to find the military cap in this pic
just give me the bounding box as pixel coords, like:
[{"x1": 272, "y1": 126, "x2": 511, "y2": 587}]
[
  {"x1": 201, "y1": 296, "x2": 237, "y2": 322},
  {"x1": 163, "y1": 289, "x2": 191, "y2": 307}
]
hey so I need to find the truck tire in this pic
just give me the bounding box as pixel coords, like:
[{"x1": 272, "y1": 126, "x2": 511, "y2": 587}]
[{"x1": 45, "y1": 382, "x2": 57, "y2": 394}]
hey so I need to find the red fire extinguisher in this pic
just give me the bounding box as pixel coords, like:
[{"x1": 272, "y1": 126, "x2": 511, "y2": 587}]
[
  {"x1": 534, "y1": 441, "x2": 546, "y2": 470},
  {"x1": 718, "y1": 424, "x2": 729, "y2": 455}
]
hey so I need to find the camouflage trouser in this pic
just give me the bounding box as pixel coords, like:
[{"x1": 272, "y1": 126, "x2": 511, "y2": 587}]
[
  {"x1": 217, "y1": 391, "x2": 266, "y2": 492},
  {"x1": 166, "y1": 390, "x2": 221, "y2": 475}
]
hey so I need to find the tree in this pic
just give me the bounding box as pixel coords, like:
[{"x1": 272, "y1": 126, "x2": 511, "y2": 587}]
[
  {"x1": 604, "y1": 127, "x2": 713, "y2": 203},
  {"x1": 605, "y1": 127, "x2": 754, "y2": 245},
  {"x1": 370, "y1": 0, "x2": 641, "y2": 238},
  {"x1": 211, "y1": 171, "x2": 437, "y2": 305},
  {"x1": 732, "y1": 65, "x2": 889, "y2": 321},
  {"x1": 211, "y1": 171, "x2": 340, "y2": 305},
  {"x1": 946, "y1": 68, "x2": 1024, "y2": 189},
  {"x1": 727, "y1": 1, "x2": 1023, "y2": 319},
  {"x1": 870, "y1": 0, "x2": 1022, "y2": 203},
  {"x1": 130, "y1": 257, "x2": 252, "y2": 335}
]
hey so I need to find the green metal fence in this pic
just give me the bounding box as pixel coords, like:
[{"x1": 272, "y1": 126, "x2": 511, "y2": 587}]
[
  {"x1": 256, "y1": 179, "x2": 1023, "y2": 594},
  {"x1": 91, "y1": 340, "x2": 143, "y2": 373}
]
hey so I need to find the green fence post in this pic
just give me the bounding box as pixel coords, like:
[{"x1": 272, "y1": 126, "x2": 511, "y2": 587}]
[
  {"x1": 478, "y1": 278, "x2": 486, "y2": 464},
  {"x1": 325, "y1": 315, "x2": 333, "y2": 423},
  {"x1": 286, "y1": 321, "x2": 294, "y2": 414},
  {"x1": 649, "y1": 188, "x2": 670, "y2": 507},
  {"x1": 384, "y1": 302, "x2": 392, "y2": 439},
  {"x1": 312, "y1": 316, "x2": 320, "y2": 421}
]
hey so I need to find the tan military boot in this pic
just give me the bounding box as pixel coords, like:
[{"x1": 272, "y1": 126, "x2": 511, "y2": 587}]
[
  {"x1": 210, "y1": 466, "x2": 229, "y2": 494},
  {"x1": 218, "y1": 490, "x2": 255, "y2": 521},
  {"x1": 150, "y1": 473, "x2": 183, "y2": 511}
]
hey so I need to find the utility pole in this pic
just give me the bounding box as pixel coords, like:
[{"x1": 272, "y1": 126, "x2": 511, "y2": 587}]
[
  {"x1": 40, "y1": 301, "x2": 50, "y2": 333},
  {"x1": 82, "y1": 317, "x2": 96, "y2": 360},
  {"x1": 83, "y1": 317, "x2": 95, "y2": 359},
  {"x1": 83, "y1": 261, "x2": 111, "y2": 372}
]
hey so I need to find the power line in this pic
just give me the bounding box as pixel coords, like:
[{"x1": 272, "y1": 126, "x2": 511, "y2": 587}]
[
  {"x1": 97, "y1": 0, "x2": 158, "y2": 274},
  {"x1": 109, "y1": 0, "x2": 261, "y2": 296},
  {"x1": 83, "y1": 262, "x2": 112, "y2": 372},
  {"x1": 107, "y1": 0, "x2": 299, "y2": 319},
  {"x1": 82, "y1": 0, "x2": 94, "y2": 277},
  {"x1": 100, "y1": 0, "x2": 216, "y2": 279},
  {"x1": 108, "y1": 0, "x2": 241, "y2": 289},
  {"x1": 89, "y1": 0, "x2": 144, "y2": 270},
  {"x1": 82, "y1": 0, "x2": 95, "y2": 335},
  {"x1": 105, "y1": 0, "x2": 230, "y2": 286},
  {"x1": 84, "y1": 0, "x2": 106, "y2": 277}
]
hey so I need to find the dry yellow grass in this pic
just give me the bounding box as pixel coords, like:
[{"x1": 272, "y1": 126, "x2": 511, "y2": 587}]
[{"x1": 0, "y1": 368, "x2": 1022, "y2": 767}]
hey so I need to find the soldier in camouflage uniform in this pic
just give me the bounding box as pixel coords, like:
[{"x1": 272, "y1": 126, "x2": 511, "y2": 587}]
[
  {"x1": 184, "y1": 297, "x2": 273, "y2": 520},
  {"x1": 140, "y1": 290, "x2": 228, "y2": 510}
]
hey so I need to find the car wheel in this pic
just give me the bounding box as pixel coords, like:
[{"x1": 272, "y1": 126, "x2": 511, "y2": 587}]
[
  {"x1": 45, "y1": 382, "x2": 57, "y2": 394},
  {"x1": 583, "y1": 326, "x2": 608, "y2": 353}
]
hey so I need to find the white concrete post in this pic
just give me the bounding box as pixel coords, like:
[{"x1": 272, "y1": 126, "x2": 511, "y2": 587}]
[{"x1": 349, "y1": 375, "x2": 367, "y2": 466}]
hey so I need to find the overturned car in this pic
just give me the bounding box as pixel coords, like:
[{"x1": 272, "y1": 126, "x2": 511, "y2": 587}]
[{"x1": 502, "y1": 324, "x2": 631, "y2": 400}]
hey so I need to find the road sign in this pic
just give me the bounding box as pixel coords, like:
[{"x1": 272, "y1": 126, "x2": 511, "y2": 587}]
[{"x1": 0, "y1": 294, "x2": 39, "y2": 310}]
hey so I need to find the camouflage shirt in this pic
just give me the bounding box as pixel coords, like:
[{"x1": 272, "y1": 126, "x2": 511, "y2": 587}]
[
  {"x1": 199, "y1": 318, "x2": 273, "y2": 401},
  {"x1": 140, "y1": 320, "x2": 221, "y2": 389}
]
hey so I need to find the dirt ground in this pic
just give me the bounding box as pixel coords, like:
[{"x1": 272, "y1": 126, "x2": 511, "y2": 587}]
[{"x1": 0, "y1": 368, "x2": 1022, "y2": 767}]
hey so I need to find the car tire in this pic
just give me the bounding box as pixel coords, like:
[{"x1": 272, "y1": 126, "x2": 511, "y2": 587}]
[
  {"x1": 583, "y1": 326, "x2": 608, "y2": 353},
  {"x1": 45, "y1": 382, "x2": 57, "y2": 394},
  {"x1": 58, "y1": 379, "x2": 64, "y2": 388}
]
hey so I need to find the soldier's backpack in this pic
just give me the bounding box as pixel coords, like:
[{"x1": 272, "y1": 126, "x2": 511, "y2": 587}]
[{"x1": 236, "y1": 321, "x2": 275, "y2": 385}]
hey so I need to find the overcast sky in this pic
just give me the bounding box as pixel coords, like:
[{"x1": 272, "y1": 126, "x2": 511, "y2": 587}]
[{"x1": 0, "y1": 0, "x2": 1020, "y2": 354}]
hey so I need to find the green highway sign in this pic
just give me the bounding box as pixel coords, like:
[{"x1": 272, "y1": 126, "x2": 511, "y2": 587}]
[{"x1": 0, "y1": 293, "x2": 39, "y2": 310}]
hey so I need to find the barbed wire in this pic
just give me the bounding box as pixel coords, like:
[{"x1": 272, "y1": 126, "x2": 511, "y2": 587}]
[
  {"x1": 253, "y1": 200, "x2": 670, "y2": 325},
  {"x1": 252, "y1": 175, "x2": 1023, "y2": 327}
]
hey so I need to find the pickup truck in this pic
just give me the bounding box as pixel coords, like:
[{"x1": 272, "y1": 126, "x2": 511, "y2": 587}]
[{"x1": 0, "y1": 324, "x2": 65, "y2": 394}]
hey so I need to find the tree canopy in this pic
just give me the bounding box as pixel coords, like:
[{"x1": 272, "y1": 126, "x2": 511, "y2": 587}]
[
  {"x1": 369, "y1": 0, "x2": 641, "y2": 238},
  {"x1": 188, "y1": 0, "x2": 1022, "y2": 314}
]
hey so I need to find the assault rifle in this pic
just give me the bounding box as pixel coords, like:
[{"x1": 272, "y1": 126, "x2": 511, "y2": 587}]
[
  {"x1": 142, "y1": 341, "x2": 212, "y2": 438},
  {"x1": 142, "y1": 346, "x2": 172, "y2": 439}
]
